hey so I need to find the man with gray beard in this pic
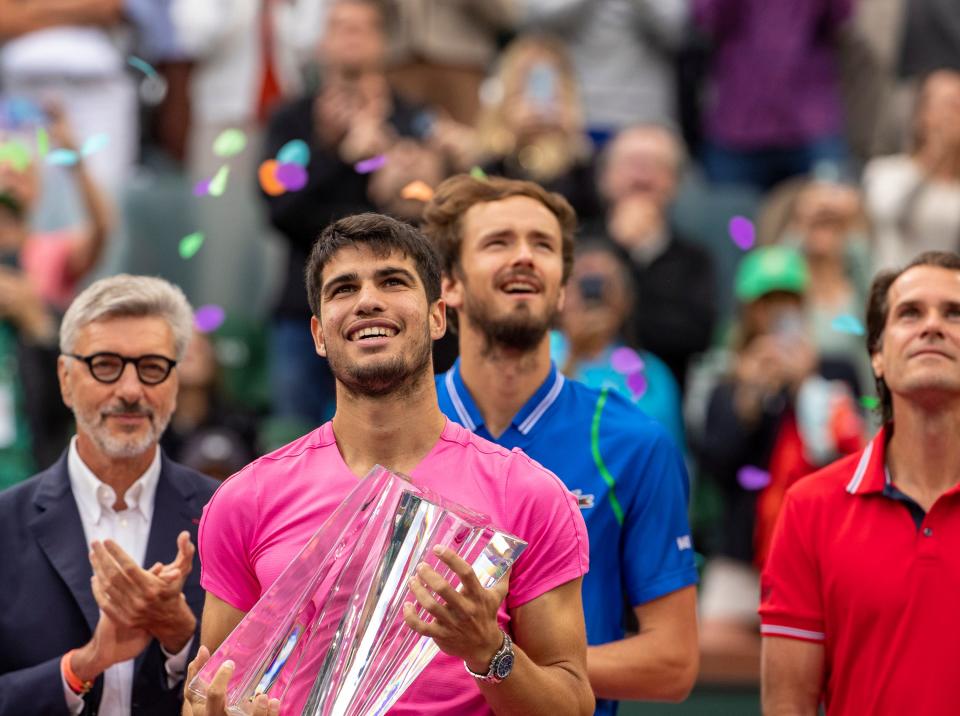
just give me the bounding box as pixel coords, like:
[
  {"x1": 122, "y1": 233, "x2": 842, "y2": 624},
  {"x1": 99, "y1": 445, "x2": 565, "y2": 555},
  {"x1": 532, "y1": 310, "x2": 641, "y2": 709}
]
[{"x1": 0, "y1": 274, "x2": 217, "y2": 716}]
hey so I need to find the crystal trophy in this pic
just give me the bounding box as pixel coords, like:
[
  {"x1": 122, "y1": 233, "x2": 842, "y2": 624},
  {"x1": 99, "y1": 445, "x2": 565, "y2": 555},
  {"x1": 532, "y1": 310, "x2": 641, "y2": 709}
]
[{"x1": 188, "y1": 465, "x2": 527, "y2": 715}]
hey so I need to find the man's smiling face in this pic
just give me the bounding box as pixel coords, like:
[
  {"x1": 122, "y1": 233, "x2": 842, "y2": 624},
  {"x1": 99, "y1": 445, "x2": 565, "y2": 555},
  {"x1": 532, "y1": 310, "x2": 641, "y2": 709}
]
[
  {"x1": 312, "y1": 245, "x2": 445, "y2": 397},
  {"x1": 444, "y1": 195, "x2": 565, "y2": 352}
]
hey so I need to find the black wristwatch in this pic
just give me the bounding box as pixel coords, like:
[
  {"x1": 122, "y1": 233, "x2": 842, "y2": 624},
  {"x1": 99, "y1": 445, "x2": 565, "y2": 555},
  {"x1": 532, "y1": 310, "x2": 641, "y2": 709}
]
[{"x1": 464, "y1": 630, "x2": 515, "y2": 684}]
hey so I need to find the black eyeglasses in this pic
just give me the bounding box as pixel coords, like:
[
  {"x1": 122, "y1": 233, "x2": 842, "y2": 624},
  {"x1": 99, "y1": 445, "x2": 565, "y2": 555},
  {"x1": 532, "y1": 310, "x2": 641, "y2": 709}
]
[{"x1": 65, "y1": 352, "x2": 178, "y2": 385}]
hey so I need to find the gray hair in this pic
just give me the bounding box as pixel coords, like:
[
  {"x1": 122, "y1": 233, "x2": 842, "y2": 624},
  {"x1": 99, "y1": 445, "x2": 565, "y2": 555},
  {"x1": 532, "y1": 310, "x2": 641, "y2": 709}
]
[{"x1": 60, "y1": 274, "x2": 195, "y2": 360}]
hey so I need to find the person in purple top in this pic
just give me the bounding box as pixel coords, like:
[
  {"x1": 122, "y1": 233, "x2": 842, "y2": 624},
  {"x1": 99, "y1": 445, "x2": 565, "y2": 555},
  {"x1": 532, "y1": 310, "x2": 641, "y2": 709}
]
[{"x1": 693, "y1": 0, "x2": 854, "y2": 190}]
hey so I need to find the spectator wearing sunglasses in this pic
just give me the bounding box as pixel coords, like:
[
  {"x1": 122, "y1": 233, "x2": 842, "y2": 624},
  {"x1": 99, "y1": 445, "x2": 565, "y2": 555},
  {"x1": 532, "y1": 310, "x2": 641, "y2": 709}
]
[{"x1": 0, "y1": 274, "x2": 217, "y2": 716}]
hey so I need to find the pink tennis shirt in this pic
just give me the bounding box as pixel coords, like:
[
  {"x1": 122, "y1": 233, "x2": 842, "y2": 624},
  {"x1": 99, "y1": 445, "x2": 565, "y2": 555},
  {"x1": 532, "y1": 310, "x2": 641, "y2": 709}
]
[{"x1": 199, "y1": 418, "x2": 589, "y2": 715}]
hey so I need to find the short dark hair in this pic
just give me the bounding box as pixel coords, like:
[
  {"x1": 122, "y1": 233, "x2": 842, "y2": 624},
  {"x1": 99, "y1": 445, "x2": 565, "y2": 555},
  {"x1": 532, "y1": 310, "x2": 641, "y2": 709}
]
[
  {"x1": 866, "y1": 250, "x2": 960, "y2": 423},
  {"x1": 421, "y1": 174, "x2": 577, "y2": 282},
  {"x1": 305, "y1": 213, "x2": 443, "y2": 316}
]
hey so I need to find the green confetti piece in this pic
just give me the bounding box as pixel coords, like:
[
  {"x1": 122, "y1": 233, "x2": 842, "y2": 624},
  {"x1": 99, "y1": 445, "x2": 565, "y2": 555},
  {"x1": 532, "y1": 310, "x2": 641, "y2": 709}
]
[
  {"x1": 860, "y1": 396, "x2": 880, "y2": 410},
  {"x1": 0, "y1": 141, "x2": 31, "y2": 172},
  {"x1": 179, "y1": 232, "x2": 205, "y2": 259},
  {"x1": 208, "y1": 165, "x2": 230, "y2": 197},
  {"x1": 469, "y1": 166, "x2": 488, "y2": 181},
  {"x1": 212, "y1": 128, "x2": 247, "y2": 158},
  {"x1": 36, "y1": 128, "x2": 49, "y2": 158}
]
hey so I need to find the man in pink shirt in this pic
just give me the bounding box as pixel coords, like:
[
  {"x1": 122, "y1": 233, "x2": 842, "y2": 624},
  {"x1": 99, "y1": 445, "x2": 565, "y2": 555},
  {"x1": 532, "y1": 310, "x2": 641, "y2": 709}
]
[{"x1": 183, "y1": 212, "x2": 593, "y2": 716}]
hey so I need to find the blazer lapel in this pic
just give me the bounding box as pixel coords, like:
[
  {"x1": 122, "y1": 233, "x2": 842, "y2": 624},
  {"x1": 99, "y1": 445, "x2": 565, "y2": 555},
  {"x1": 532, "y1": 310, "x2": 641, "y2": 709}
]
[
  {"x1": 28, "y1": 454, "x2": 99, "y2": 632},
  {"x1": 142, "y1": 456, "x2": 197, "y2": 570}
]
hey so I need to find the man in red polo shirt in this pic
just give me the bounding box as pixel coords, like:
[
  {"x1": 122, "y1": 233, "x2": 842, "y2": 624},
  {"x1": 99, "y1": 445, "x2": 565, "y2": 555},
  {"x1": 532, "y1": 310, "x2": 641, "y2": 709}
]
[{"x1": 759, "y1": 250, "x2": 960, "y2": 716}]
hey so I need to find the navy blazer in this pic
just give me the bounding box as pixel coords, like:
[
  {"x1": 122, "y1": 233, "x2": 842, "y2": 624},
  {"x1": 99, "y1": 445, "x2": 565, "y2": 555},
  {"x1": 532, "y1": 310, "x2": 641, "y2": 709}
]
[{"x1": 0, "y1": 450, "x2": 218, "y2": 716}]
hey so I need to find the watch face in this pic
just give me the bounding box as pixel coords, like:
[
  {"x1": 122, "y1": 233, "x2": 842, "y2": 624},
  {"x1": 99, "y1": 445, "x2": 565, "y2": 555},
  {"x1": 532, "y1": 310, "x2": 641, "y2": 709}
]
[{"x1": 495, "y1": 652, "x2": 515, "y2": 680}]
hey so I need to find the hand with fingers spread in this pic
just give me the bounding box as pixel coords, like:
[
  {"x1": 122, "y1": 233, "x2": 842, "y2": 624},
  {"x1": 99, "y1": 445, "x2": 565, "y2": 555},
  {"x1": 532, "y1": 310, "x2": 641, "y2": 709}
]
[
  {"x1": 182, "y1": 646, "x2": 281, "y2": 716},
  {"x1": 89, "y1": 530, "x2": 197, "y2": 653},
  {"x1": 401, "y1": 545, "x2": 510, "y2": 675}
]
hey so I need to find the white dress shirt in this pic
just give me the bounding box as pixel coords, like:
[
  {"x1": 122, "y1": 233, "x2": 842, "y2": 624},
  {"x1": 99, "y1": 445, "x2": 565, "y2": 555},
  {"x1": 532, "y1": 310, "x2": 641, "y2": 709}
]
[{"x1": 62, "y1": 438, "x2": 191, "y2": 715}]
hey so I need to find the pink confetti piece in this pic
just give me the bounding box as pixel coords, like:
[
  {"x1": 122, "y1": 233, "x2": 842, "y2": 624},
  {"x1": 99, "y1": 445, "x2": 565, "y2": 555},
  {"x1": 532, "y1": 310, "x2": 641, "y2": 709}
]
[
  {"x1": 728, "y1": 216, "x2": 756, "y2": 251},
  {"x1": 610, "y1": 347, "x2": 645, "y2": 375},
  {"x1": 194, "y1": 304, "x2": 226, "y2": 333},
  {"x1": 626, "y1": 371, "x2": 648, "y2": 398},
  {"x1": 192, "y1": 179, "x2": 210, "y2": 196},
  {"x1": 354, "y1": 154, "x2": 387, "y2": 174},
  {"x1": 276, "y1": 162, "x2": 308, "y2": 191},
  {"x1": 737, "y1": 465, "x2": 771, "y2": 491}
]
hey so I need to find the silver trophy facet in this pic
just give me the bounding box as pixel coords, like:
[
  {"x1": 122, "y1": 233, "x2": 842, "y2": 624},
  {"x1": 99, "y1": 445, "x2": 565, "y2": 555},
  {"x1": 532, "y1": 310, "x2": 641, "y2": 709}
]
[{"x1": 188, "y1": 465, "x2": 527, "y2": 715}]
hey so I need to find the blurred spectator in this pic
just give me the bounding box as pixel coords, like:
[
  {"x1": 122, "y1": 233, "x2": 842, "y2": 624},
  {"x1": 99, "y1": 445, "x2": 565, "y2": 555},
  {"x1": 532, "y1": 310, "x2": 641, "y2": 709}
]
[
  {"x1": 474, "y1": 34, "x2": 598, "y2": 220},
  {"x1": 382, "y1": 0, "x2": 517, "y2": 125},
  {"x1": 0, "y1": 0, "x2": 137, "y2": 199},
  {"x1": 864, "y1": 69, "x2": 960, "y2": 270},
  {"x1": 589, "y1": 124, "x2": 717, "y2": 391},
  {"x1": 0, "y1": 106, "x2": 113, "y2": 310},
  {"x1": 261, "y1": 0, "x2": 433, "y2": 425},
  {"x1": 899, "y1": 0, "x2": 960, "y2": 78},
  {"x1": 172, "y1": 0, "x2": 303, "y2": 131},
  {"x1": 160, "y1": 330, "x2": 257, "y2": 481},
  {"x1": 366, "y1": 139, "x2": 447, "y2": 224},
  {"x1": 693, "y1": 0, "x2": 853, "y2": 190},
  {"x1": 0, "y1": 114, "x2": 111, "y2": 487},
  {"x1": 521, "y1": 0, "x2": 688, "y2": 140},
  {"x1": 694, "y1": 245, "x2": 864, "y2": 684},
  {"x1": 551, "y1": 241, "x2": 685, "y2": 449},
  {"x1": 778, "y1": 179, "x2": 874, "y2": 394}
]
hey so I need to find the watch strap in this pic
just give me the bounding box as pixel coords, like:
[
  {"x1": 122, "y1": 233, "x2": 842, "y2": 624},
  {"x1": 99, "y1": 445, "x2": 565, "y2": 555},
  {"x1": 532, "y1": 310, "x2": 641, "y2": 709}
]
[{"x1": 464, "y1": 630, "x2": 512, "y2": 684}]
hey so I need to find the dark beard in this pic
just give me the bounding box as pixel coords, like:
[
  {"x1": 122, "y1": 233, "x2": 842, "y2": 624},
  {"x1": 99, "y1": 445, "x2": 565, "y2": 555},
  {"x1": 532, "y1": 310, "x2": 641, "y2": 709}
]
[
  {"x1": 328, "y1": 329, "x2": 433, "y2": 399},
  {"x1": 464, "y1": 294, "x2": 555, "y2": 353}
]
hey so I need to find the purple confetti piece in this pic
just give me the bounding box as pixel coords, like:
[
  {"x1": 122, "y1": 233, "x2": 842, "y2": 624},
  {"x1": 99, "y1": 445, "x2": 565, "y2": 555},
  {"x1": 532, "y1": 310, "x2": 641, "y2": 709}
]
[
  {"x1": 354, "y1": 154, "x2": 387, "y2": 174},
  {"x1": 610, "y1": 347, "x2": 645, "y2": 375},
  {"x1": 737, "y1": 465, "x2": 771, "y2": 491},
  {"x1": 194, "y1": 304, "x2": 226, "y2": 333},
  {"x1": 276, "y1": 162, "x2": 308, "y2": 191},
  {"x1": 192, "y1": 179, "x2": 210, "y2": 196},
  {"x1": 728, "y1": 215, "x2": 756, "y2": 251},
  {"x1": 626, "y1": 371, "x2": 648, "y2": 398}
]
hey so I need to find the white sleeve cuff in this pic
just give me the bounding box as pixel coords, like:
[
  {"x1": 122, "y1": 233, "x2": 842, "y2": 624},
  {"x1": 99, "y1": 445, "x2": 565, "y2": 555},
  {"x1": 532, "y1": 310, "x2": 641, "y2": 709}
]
[
  {"x1": 61, "y1": 669, "x2": 85, "y2": 715},
  {"x1": 161, "y1": 636, "x2": 195, "y2": 689}
]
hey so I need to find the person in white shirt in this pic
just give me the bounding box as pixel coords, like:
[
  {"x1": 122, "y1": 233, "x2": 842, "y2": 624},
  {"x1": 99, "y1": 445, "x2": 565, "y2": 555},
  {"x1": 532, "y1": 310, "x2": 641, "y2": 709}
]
[{"x1": 0, "y1": 274, "x2": 218, "y2": 715}]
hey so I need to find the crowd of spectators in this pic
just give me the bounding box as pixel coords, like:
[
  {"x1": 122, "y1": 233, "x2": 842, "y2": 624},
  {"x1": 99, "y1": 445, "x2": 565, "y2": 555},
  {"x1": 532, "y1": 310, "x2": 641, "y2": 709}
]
[{"x1": 1, "y1": 0, "x2": 959, "y2": 700}]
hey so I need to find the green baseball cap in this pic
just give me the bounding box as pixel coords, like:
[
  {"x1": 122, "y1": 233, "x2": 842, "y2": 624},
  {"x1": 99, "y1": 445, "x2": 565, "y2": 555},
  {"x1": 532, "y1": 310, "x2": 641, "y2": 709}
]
[{"x1": 735, "y1": 245, "x2": 809, "y2": 302}]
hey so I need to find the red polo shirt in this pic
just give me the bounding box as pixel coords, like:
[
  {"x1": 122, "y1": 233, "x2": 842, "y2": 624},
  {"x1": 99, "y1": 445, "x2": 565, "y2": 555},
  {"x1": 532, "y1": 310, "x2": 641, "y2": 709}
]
[{"x1": 759, "y1": 426, "x2": 960, "y2": 716}]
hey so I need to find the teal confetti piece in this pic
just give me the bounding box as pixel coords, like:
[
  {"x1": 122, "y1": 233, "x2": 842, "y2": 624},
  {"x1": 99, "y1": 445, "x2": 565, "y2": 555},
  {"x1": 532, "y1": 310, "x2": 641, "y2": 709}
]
[
  {"x1": 830, "y1": 314, "x2": 866, "y2": 337},
  {"x1": 81, "y1": 133, "x2": 110, "y2": 157},
  {"x1": 47, "y1": 148, "x2": 79, "y2": 166},
  {"x1": 277, "y1": 139, "x2": 310, "y2": 166}
]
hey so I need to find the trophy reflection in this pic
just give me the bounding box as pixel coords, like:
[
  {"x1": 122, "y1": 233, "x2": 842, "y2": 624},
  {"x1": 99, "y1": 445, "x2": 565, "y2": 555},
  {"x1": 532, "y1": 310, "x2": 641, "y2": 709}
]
[{"x1": 188, "y1": 466, "x2": 527, "y2": 715}]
